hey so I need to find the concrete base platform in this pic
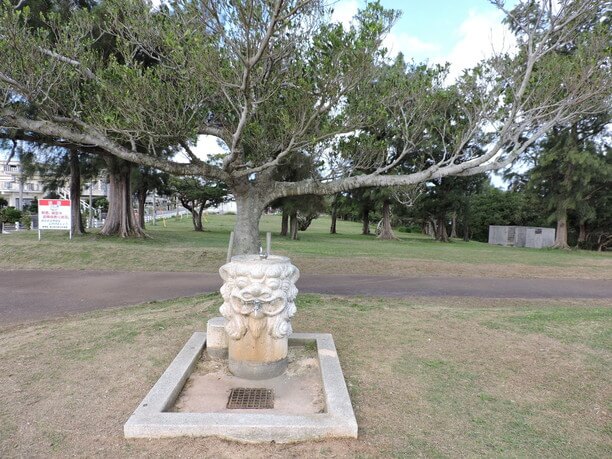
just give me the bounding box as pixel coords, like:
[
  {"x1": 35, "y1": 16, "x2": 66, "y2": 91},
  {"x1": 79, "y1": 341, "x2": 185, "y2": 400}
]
[
  {"x1": 228, "y1": 356, "x2": 288, "y2": 380},
  {"x1": 173, "y1": 347, "x2": 324, "y2": 415},
  {"x1": 124, "y1": 332, "x2": 358, "y2": 443}
]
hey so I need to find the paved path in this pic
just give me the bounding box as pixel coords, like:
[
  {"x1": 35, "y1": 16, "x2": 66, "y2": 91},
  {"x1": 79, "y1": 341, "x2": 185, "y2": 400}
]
[{"x1": 1, "y1": 270, "x2": 610, "y2": 325}]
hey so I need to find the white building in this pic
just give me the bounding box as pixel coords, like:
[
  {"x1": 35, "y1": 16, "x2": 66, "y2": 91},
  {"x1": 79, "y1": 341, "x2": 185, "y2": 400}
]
[
  {"x1": 0, "y1": 158, "x2": 108, "y2": 210},
  {"x1": 82, "y1": 179, "x2": 109, "y2": 200},
  {"x1": 0, "y1": 159, "x2": 44, "y2": 209}
]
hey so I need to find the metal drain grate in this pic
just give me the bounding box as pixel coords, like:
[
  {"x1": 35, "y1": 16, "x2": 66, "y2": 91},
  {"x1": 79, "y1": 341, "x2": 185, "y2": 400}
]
[{"x1": 227, "y1": 388, "x2": 274, "y2": 409}]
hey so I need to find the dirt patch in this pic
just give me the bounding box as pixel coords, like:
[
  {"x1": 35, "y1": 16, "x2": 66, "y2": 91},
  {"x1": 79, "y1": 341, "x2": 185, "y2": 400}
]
[{"x1": 172, "y1": 346, "x2": 325, "y2": 415}]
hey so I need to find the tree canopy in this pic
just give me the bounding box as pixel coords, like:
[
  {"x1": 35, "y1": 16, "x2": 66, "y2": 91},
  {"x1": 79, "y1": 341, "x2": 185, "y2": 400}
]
[{"x1": 1, "y1": 0, "x2": 609, "y2": 253}]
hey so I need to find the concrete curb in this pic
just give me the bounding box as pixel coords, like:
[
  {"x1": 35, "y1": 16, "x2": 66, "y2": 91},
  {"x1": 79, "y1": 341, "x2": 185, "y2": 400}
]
[{"x1": 124, "y1": 332, "x2": 358, "y2": 443}]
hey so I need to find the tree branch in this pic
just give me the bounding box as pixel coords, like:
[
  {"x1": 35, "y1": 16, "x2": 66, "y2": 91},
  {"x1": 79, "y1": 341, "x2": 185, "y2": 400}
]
[
  {"x1": 223, "y1": 0, "x2": 286, "y2": 172},
  {"x1": 269, "y1": 113, "x2": 560, "y2": 201},
  {"x1": 1, "y1": 109, "x2": 230, "y2": 181},
  {"x1": 179, "y1": 140, "x2": 205, "y2": 166},
  {"x1": 35, "y1": 46, "x2": 96, "y2": 80},
  {"x1": 198, "y1": 126, "x2": 226, "y2": 139}
]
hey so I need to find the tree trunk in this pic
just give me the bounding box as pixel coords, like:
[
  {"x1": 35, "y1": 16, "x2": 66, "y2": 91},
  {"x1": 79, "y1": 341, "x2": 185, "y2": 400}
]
[
  {"x1": 137, "y1": 189, "x2": 146, "y2": 229},
  {"x1": 362, "y1": 208, "x2": 370, "y2": 235},
  {"x1": 378, "y1": 199, "x2": 397, "y2": 240},
  {"x1": 192, "y1": 209, "x2": 203, "y2": 231},
  {"x1": 330, "y1": 208, "x2": 337, "y2": 234},
  {"x1": 427, "y1": 218, "x2": 436, "y2": 238},
  {"x1": 450, "y1": 211, "x2": 457, "y2": 238},
  {"x1": 280, "y1": 209, "x2": 289, "y2": 236},
  {"x1": 577, "y1": 222, "x2": 587, "y2": 243},
  {"x1": 435, "y1": 216, "x2": 449, "y2": 242},
  {"x1": 180, "y1": 199, "x2": 202, "y2": 232},
  {"x1": 289, "y1": 211, "x2": 298, "y2": 240},
  {"x1": 462, "y1": 220, "x2": 470, "y2": 242},
  {"x1": 554, "y1": 208, "x2": 569, "y2": 249},
  {"x1": 596, "y1": 234, "x2": 611, "y2": 252},
  {"x1": 462, "y1": 204, "x2": 470, "y2": 241},
  {"x1": 232, "y1": 191, "x2": 266, "y2": 255},
  {"x1": 330, "y1": 194, "x2": 338, "y2": 234},
  {"x1": 194, "y1": 204, "x2": 205, "y2": 231},
  {"x1": 69, "y1": 149, "x2": 85, "y2": 236},
  {"x1": 100, "y1": 159, "x2": 145, "y2": 237}
]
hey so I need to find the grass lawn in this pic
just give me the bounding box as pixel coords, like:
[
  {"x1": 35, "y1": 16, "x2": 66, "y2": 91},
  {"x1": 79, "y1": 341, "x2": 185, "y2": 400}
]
[
  {"x1": 0, "y1": 294, "x2": 610, "y2": 457},
  {"x1": 1, "y1": 215, "x2": 610, "y2": 456},
  {"x1": 1, "y1": 214, "x2": 609, "y2": 279}
]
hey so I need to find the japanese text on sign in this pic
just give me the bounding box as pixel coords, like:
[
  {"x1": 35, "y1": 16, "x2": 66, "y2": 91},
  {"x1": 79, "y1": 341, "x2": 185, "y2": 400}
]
[{"x1": 38, "y1": 199, "x2": 71, "y2": 230}]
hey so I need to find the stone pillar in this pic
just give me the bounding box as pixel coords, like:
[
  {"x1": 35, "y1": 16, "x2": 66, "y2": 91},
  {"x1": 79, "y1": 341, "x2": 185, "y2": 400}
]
[
  {"x1": 219, "y1": 255, "x2": 300, "y2": 379},
  {"x1": 206, "y1": 317, "x2": 228, "y2": 359}
]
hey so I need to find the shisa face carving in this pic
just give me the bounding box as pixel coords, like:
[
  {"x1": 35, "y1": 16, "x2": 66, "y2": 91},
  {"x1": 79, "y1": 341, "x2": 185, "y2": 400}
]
[{"x1": 219, "y1": 261, "x2": 300, "y2": 341}]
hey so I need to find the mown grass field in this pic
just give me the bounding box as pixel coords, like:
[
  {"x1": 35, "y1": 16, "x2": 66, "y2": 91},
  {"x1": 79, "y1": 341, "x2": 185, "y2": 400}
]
[
  {"x1": 0, "y1": 294, "x2": 610, "y2": 457},
  {"x1": 1, "y1": 214, "x2": 610, "y2": 457},
  {"x1": 1, "y1": 214, "x2": 610, "y2": 279}
]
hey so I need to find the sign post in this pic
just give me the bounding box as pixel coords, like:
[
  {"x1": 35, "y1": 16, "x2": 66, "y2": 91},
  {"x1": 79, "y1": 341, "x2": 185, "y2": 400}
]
[{"x1": 38, "y1": 199, "x2": 71, "y2": 240}]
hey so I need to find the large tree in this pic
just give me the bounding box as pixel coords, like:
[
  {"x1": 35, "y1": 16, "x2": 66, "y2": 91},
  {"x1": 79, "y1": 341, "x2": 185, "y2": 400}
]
[
  {"x1": 132, "y1": 165, "x2": 170, "y2": 229},
  {"x1": 169, "y1": 176, "x2": 227, "y2": 231},
  {"x1": 409, "y1": 175, "x2": 487, "y2": 242},
  {"x1": 1, "y1": 0, "x2": 609, "y2": 254},
  {"x1": 0, "y1": 0, "x2": 145, "y2": 237},
  {"x1": 527, "y1": 117, "x2": 609, "y2": 248}
]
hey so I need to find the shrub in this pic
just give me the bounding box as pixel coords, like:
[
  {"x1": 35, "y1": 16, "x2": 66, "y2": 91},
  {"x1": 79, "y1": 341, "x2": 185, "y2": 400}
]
[
  {"x1": 398, "y1": 225, "x2": 421, "y2": 233},
  {"x1": 28, "y1": 197, "x2": 38, "y2": 213},
  {"x1": 0, "y1": 207, "x2": 22, "y2": 224},
  {"x1": 20, "y1": 211, "x2": 32, "y2": 229},
  {"x1": 93, "y1": 197, "x2": 109, "y2": 212}
]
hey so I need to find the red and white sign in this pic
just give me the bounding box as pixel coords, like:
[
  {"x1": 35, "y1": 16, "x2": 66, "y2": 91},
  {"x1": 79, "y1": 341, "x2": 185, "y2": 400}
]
[{"x1": 39, "y1": 199, "x2": 71, "y2": 230}]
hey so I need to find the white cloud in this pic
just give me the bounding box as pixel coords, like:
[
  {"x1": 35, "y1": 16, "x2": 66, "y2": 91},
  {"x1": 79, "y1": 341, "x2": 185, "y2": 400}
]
[
  {"x1": 331, "y1": 1, "x2": 441, "y2": 63},
  {"x1": 330, "y1": 3, "x2": 515, "y2": 82},
  {"x1": 174, "y1": 135, "x2": 228, "y2": 164},
  {"x1": 382, "y1": 32, "x2": 441, "y2": 61},
  {"x1": 194, "y1": 135, "x2": 228, "y2": 158},
  {"x1": 435, "y1": 10, "x2": 516, "y2": 81},
  {"x1": 331, "y1": 0, "x2": 359, "y2": 28}
]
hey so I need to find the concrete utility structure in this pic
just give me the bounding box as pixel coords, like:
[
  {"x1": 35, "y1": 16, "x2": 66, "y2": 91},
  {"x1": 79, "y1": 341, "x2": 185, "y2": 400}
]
[
  {"x1": 126, "y1": 254, "x2": 358, "y2": 442},
  {"x1": 489, "y1": 225, "x2": 556, "y2": 249},
  {"x1": 219, "y1": 255, "x2": 300, "y2": 379},
  {"x1": 124, "y1": 332, "x2": 358, "y2": 442}
]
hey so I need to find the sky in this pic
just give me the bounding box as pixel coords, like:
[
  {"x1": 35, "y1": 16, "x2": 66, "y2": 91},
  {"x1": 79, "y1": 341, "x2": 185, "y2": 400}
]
[{"x1": 331, "y1": 0, "x2": 516, "y2": 80}]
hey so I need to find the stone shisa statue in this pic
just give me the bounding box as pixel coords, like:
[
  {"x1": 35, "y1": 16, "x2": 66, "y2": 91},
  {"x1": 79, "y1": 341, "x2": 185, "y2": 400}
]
[
  {"x1": 219, "y1": 253, "x2": 300, "y2": 379},
  {"x1": 125, "y1": 241, "x2": 357, "y2": 441}
]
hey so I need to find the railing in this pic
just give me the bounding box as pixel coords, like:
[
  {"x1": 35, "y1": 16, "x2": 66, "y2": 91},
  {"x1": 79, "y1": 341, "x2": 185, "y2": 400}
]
[
  {"x1": 144, "y1": 209, "x2": 190, "y2": 223},
  {"x1": 1, "y1": 201, "x2": 190, "y2": 233},
  {"x1": 2, "y1": 166, "x2": 20, "y2": 174},
  {"x1": 58, "y1": 187, "x2": 102, "y2": 222}
]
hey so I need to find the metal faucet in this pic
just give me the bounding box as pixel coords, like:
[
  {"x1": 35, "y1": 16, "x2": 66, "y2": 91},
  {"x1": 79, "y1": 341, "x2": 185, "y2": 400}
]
[{"x1": 258, "y1": 245, "x2": 268, "y2": 259}]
